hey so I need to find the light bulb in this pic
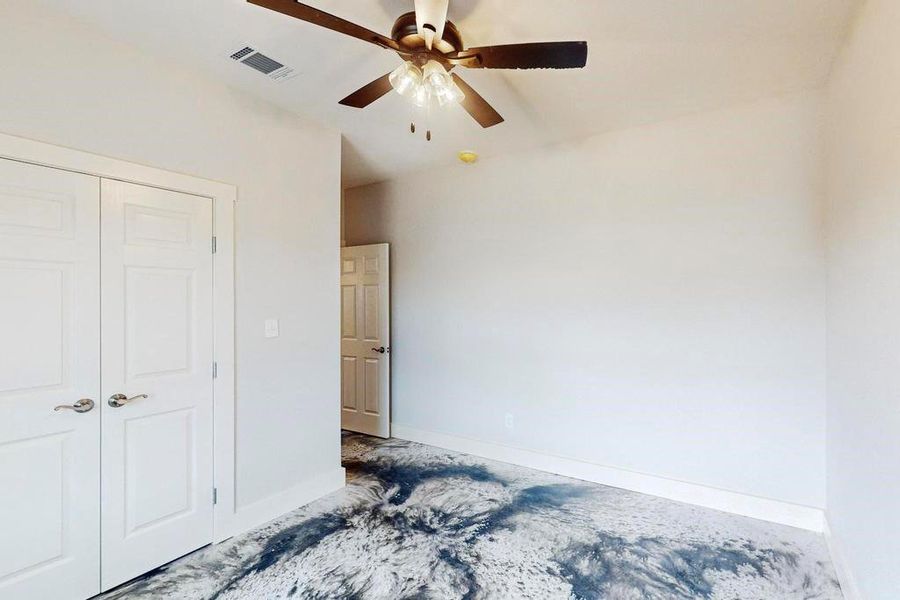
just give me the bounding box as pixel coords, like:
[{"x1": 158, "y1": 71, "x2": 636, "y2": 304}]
[
  {"x1": 434, "y1": 81, "x2": 465, "y2": 106},
  {"x1": 423, "y1": 61, "x2": 451, "y2": 90},
  {"x1": 412, "y1": 84, "x2": 429, "y2": 108},
  {"x1": 389, "y1": 62, "x2": 423, "y2": 99},
  {"x1": 422, "y1": 60, "x2": 465, "y2": 106}
]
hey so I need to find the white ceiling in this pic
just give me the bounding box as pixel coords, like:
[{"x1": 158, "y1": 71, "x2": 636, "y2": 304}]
[{"x1": 45, "y1": 0, "x2": 858, "y2": 188}]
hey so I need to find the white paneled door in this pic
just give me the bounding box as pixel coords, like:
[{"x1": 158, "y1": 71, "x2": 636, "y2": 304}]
[
  {"x1": 0, "y1": 160, "x2": 101, "y2": 599},
  {"x1": 0, "y1": 158, "x2": 217, "y2": 599},
  {"x1": 340, "y1": 244, "x2": 390, "y2": 438},
  {"x1": 100, "y1": 180, "x2": 214, "y2": 590}
]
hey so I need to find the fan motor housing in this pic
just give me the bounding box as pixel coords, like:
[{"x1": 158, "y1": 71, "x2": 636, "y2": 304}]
[{"x1": 391, "y1": 11, "x2": 463, "y2": 56}]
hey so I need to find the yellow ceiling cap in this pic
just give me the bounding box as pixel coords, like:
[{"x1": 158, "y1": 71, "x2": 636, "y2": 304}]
[{"x1": 458, "y1": 150, "x2": 478, "y2": 164}]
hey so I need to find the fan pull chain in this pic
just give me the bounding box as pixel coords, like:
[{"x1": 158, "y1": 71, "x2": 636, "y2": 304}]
[{"x1": 404, "y1": 96, "x2": 434, "y2": 141}]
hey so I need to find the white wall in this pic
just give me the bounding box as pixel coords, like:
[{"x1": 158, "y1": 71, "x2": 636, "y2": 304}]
[
  {"x1": 0, "y1": 1, "x2": 341, "y2": 521},
  {"x1": 825, "y1": 0, "x2": 900, "y2": 596},
  {"x1": 345, "y1": 91, "x2": 827, "y2": 508}
]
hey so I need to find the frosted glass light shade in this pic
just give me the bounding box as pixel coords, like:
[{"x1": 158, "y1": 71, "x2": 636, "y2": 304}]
[
  {"x1": 412, "y1": 84, "x2": 429, "y2": 107},
  {"x1": 423, "y1": 60, "x2": 452, "y2": 90},
  {"x1": 422, "y1": 60, "x2": 465, "y2": 106},
  {"x1": 389, "y1": 62, "x2": 423, "y2": 99},
  {"x1": 432, "y1": 80, "x2": 465, "y2": 106}
]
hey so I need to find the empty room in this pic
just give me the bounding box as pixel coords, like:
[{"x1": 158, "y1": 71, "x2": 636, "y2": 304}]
[{"x1": 0, "y1": 0, "x2": 896, "y2": 598}]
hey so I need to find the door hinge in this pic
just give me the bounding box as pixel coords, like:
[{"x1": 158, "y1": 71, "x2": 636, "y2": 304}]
[
  {"x1": 212, "y1": 236, "x2": 217, "y2": 254},
  {"x1": 212, "y1": 361, "x2": 218, "y2": 379},
  {"x1": 213, "y1": 487, "x2": 218, "y2": 505}
]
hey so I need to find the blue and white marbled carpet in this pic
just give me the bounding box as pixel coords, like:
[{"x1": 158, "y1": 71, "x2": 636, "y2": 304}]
[{"x1": 101, "y1": 432, "x2": 842, "y2": 599}]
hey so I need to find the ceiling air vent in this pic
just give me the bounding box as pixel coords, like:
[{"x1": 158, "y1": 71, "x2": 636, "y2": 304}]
[{"x1": 230, "y1": 46, "x2": 296, "y2": 81}]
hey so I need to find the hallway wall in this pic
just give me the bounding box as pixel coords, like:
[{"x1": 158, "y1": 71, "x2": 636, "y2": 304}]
[{"x1": 346, "y1": 91, "x2": 827, "y2": 509}]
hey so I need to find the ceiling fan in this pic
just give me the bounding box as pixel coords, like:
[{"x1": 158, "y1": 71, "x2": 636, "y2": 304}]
[{"x1": 247, "y1": 0, "x2": 588, "y2": 130}]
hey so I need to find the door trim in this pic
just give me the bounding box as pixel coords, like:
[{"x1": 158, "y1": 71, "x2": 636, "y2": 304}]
[{"x1": 0, "y1": 132, "x2": 239, "y2": 543}]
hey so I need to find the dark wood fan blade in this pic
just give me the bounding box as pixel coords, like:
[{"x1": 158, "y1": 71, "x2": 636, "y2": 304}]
[
  {"x1": 450, "y1": 41, "x2": 588, "y2": 69},
  {"x1": 452, "y1": 74, "x2": 504, "y2": 128},
  {"x1": 339, "y1": 73, "x2": 394, "y2": 108},
  {"x1": 247, "y1": 0, "x2": 399, "y2": 50}
]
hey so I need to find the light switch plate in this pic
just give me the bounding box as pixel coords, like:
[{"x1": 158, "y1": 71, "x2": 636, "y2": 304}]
[{"x1": 264, "y1": 319, "x2": 279, "y2": 338}]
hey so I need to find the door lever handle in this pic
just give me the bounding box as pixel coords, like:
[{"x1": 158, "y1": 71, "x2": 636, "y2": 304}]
[
  {"x1": 108, "y1": 393, "x2": 148, "y2": 408},
  {"x1": 371, "y1": 346, "x2": 388, "y2": 354},
  {"x1": 54, "y1": 398, "x2": 95, "y2": 413}
]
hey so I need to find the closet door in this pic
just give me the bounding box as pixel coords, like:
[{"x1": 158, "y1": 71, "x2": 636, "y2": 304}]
[
  {"x1": 100, "y1": 180, "x2": 215, "y2": 591},
  {"x1": 0, "y1": 159, "x2": 101, "y2": 600}
]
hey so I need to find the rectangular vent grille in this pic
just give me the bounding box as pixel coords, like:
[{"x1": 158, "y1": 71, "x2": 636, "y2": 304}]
[
  {"x1": 230, "y1": 47, "x2": 255, "y2": 61},
  {"x1": 242, "y1": 52, "x2": 283, "y2": 75},
  {"x1": 230, "y1": 46, "x2": 296, "y2": 81}
]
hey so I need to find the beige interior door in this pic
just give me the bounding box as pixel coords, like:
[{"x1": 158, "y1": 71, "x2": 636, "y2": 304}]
[
  {"x1": 0, "y1": 159, "x2": 101, "y2": 600},
  {"x1": 100, "y1": 179, "x2": 215, "y2": 591},
  {"x1": 340, "y1": 244, "x2": 390, "y2": 438}
]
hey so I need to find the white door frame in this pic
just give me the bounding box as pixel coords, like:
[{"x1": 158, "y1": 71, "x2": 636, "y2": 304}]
[{"x1": 0, "y1": 132, "x2": 239, "y2": 543}]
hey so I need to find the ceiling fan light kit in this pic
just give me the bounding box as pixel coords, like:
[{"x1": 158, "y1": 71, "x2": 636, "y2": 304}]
[
  {"x1": 247, "y1": 0, "x2": 587, "y2": 131},
  {"x1": 390, "y1": 60, "x2": 465, "y2": 109}
]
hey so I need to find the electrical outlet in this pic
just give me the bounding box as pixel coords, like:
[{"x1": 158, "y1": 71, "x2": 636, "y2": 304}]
[{"x1": 504, "y1": 413, "x2": 514, "y2": 430}]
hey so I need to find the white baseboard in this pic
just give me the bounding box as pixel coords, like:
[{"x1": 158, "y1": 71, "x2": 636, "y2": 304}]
[
  {"x1": 392, "y1": 424, "x2": 825, "y2": 532},
  {"x1": 218, "y1": 467, "x2": 346, "y2": 540},
  {"x1": 824, "y1": 517, "x2": 862, "y2": 600}
]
